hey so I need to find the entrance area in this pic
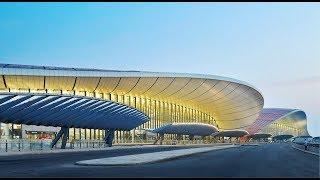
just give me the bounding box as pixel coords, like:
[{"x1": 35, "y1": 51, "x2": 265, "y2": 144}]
[{"x1": 25, "y1": 131, "x2": 56, "y2": 140}]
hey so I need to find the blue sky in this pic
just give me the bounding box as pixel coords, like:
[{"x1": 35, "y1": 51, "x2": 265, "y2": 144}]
[{"x1": 0, "y1": 3, "x2": 319, "y2": 136}]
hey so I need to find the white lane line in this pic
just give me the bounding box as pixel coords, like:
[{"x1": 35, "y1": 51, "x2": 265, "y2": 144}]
[{"x1": 75, "y1": 145, "x2": 237, "y2": 166}]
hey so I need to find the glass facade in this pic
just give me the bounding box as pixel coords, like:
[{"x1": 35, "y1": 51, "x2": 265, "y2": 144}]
[{"x1": 260, "y1": 122, "x2": 304, "y2": 137}]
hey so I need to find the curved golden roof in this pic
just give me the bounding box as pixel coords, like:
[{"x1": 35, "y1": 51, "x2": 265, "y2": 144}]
[{"x1": 0, "y1": 64, "x2": 264, "y2": 130}]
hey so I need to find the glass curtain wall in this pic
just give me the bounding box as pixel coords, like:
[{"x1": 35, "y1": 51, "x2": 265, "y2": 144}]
[
  {"x1": 0, "y1": 89, "x2": 217, "y2": 143},
  {"x1": 260, "y1": 123, "x2": 303, "y2": 137}
]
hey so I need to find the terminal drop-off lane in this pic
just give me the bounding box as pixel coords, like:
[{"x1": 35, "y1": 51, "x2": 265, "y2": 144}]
[{"x1": 0, "y1": 143, "x2": 318, "y2": 178}]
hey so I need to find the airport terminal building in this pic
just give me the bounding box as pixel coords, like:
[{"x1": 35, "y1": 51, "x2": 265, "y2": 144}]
[
  {"x1": 246, "y1": 108, "x2": 309, "y2": 137},
  {"x1": 0, "y1": 64, "x2": 309, "y2": 145}
]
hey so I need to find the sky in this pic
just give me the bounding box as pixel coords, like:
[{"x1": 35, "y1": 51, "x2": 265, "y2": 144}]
[{"x1": 0, "y1": 3, "x2": 319, "y2": 136}]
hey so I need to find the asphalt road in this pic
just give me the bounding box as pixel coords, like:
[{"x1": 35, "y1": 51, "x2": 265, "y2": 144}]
[{"x1": 0, "y1": 143, "x2": 318, "y2": 178}]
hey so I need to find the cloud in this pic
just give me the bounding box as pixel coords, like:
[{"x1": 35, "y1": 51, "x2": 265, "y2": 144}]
[
  {"x1": 257, "y1": 76, "x2": 320, "y2": 136},
  {"x1": 266, "y1": 76, "x2": 320, "y2": 87}
]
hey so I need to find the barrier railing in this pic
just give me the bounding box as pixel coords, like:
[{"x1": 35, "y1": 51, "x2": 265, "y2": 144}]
[
  {"x1": 0, "y1": 139, "x2": 52, "y2": 152},
  {"x1": 0, "y1": 138, "x2": 167, "y2": 153},
  {"x1": 0, "y1": 138, "x2": 249, "y2": 153},
  {"x1": 292, "y1": 141, "x2": 320, "y2": 155},
  {"x1": 0, "y1": 139, "x2": 108, "y2": 153}
]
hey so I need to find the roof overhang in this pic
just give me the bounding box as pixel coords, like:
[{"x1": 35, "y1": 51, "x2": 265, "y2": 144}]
[
  {"x1": 247, "y1": 133, "x2": 272, "y2": 139},
  {"x1": 0, "y1": 92, "x2": 149, "y2": 130},
  {"x1": 152, "y1": 123, "x2": 218, "y2": 136},
  {"x1": 272, "y1": 134, "x2": 294, "y2": 140},
  {"x1": 212, "y1": 130, "x2": 249, "y2": 137}
]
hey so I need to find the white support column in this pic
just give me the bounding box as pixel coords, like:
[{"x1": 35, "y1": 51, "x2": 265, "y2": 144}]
[
  {"x1": 131, "y1": 129, "x2": 135, "y2": 144},
  {"x1": 3, "y1": 123, "x2": 11, "y2": 140}
]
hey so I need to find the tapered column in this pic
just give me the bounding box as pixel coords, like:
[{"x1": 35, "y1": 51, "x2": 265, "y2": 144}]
[
  {"x1": 189, "y1": 135, "x2": 194, "y2": 144},
  {"x1": 50, "y1": 127, "x2": 69, "y2": 149},
  {"x1": 201, "y1": 136, "x2": 205, "y2": 143},
  {"x1": 177, "y1": 134, "x2": 182, "y2": 144},
  {"x1": 61, "y1": 128, "x2": 69, "y2": 149},
  {"x1": 104, "y1": 129, "x2": 115, "y2": 147},
  {"x1": 131, "y1": 129, "x2": 135, "y2": 144},
  {"x1": 159, "y1": 134, "x2": 164, "y2": 145},
  {"x1": 153, "y1": 135, "x2": 160, "y2": 145},
  {"x1": 3, "y1": 123, "x2": 11, "y2": 140}
]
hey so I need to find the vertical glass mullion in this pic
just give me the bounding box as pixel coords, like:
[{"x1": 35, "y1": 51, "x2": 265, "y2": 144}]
[{"x1": 149, "y1": 99, "x2": 151, "y2": 130}]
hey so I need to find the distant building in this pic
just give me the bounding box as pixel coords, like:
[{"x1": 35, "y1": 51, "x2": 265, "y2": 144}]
[{"x1": 246, "y1": 108, "x2": 309, "y2": 137}]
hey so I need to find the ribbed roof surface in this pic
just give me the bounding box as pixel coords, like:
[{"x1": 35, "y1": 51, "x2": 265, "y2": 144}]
[
  {"x1": 152, "y1": 123, "x2": 218, "y2": 136},
  {"x1": 0, "y1": 92, "x2": 149, "y2": 130},
  {"x1": 212, "y1": 130, "x2": 249, "y2": 137}
]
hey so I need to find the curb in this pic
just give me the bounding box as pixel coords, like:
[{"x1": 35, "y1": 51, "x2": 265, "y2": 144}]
[
  {"x1": 291, "y1": 145, "x2": 319, "y2": 156},
  {"x1": 240, "y1": 144, "x2": 259, "y2": 146},
  {"x1": 75, "y1": 145, "x2": 238, "y2": 166},
  {"x1": 0, "y1": 145, "x2": 167, "y2": 157}
]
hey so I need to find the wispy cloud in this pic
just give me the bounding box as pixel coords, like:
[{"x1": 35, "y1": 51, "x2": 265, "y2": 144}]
[
  {"x1": 258, "y1": 76, "x2": 320, "y2": 136},
  {"x1": 263, "y1": 76, "x2": 320, "y2": 87}
]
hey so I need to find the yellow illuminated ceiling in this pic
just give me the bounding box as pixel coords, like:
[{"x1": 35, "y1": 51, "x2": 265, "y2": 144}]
[{"x1": 0, "y1": 64, "x2": 264, "y2": 130}]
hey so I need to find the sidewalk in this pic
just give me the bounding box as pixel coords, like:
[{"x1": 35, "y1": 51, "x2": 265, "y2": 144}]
[
  {"x1": 75, "y1": 144, "x2": 237, "y2": 166},
  {"x1": 291, "y1": 144, "x2": 319, "y2": 156},
  {"x1": 0, "y1": 143, "x2": 226, "y2": 156}
]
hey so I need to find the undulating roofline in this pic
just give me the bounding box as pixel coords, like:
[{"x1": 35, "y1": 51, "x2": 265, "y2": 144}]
[{"x1": 0, "y1": 63, "x2": 263, "y2": 96}]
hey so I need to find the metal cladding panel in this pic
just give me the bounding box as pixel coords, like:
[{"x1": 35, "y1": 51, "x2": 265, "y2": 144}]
[
  {"x1": 158, "y1": 77, "x2": 192, "y2": 98},
  {"x1": 173, "y1": 78, "x2": 206, "y2": 99},
  {"x1": 4, "y1": 75, "x2": 44, "y2": 90},
  {"x1": 143, "y1": 77, "x2": 175, "y2": 97},
  {"x1": 74, "y1": 77, "x2": 100, "y2": 92},
  {"x1": 45, "y1": 76, "x2": 76, "y2": 90},
  {"x1": 129, "y1": 77, "x2": 158, "y2": 96},
  {"x1": 0, "y1": 93, "x2": 149, "y2": 131},
  {"x1": 216, "y1": 93, "x2": 263, "y2": 113},
  {"x1": 0, "y1": 64, "x2": 264, "y2": 130},
  {"x1": 248, "y1": 133, "x2": 272, "y2": 139},
  {"x1": 153, "y1": 123, "x2": 218, "y2": 136},
  {"x1": 193, "y1": 80, "x2": 229, "y2": 103},
  {"x1": 0, "y1": 76, "x2": 6, "y2": 89},
  {"x1": 217, "y1": 100, "x2": 257, "y2": 113},
  {"x1": 95, "y1": 77, "x2": 120, "y2": 93},
  {"x1": 203, "y1": 82, "x2": 240, "y2": 103},
  {"x1": 212, "y1": 130, "x2": 249, "y2": 137},
  {"x1": 210, "y1": 84, "x2": 249, "y2": 105},
  {"x1": 219, "y1": 106, "x2": 262, "y2": 118},
  {"x1": 113, "y1": 77, "x2": 140, "y2": 95},
  {"x1": 273, "y1": 134, "x2": 294, "y2": 140},
  {"x1": 184, "y1": 80, "x2": 219, "y2": 101}
]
